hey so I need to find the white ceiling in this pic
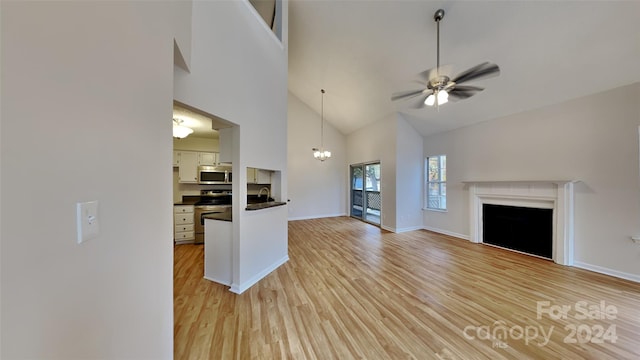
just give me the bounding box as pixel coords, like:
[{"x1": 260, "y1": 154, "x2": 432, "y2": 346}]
[{"x1": 288, "y1": 1, "x2": 640, "y2": 137}]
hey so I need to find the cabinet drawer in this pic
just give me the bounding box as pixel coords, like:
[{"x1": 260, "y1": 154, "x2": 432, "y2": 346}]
[
  {"x1": 175, "y1": 224, "x2": 194, "y2": 233},
  {"x1": 174, "y1": 231, "x2": 195, "y2": 240},
  {"x1": 174, "y1": 214, "x2": 194, "y2": 225},
  {"x1": 174, "y1": 205, "x2": 194, "y2": 214}
]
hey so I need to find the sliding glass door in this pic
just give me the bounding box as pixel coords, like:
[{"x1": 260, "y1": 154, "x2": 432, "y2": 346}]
[{"x1": 350, "y1": 162, "x2": 381, "y2": 225}]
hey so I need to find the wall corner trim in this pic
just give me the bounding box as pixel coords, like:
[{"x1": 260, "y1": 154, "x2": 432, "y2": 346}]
[{"x1": 229, "y1": 255, "x2": 289, "y2": 294}]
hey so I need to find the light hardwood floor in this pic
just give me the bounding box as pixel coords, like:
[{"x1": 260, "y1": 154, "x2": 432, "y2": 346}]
[{"x1": 174, "y1": 216, "x2": 640, "y2": 359}]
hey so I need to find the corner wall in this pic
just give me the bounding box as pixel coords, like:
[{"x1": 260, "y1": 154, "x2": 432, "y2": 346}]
[
  {"x1": 395, "y1": 116, "x2": 424, "y2": 232},
  {"x1": 287, "y1": 92, "x2": 347, "y2": 220},
  {"x1": 347, "y1": 116, "x2": 398, "y2": 230},
  {"x1": 423, "y1": 83, "x2": 640, "y2": 280}
]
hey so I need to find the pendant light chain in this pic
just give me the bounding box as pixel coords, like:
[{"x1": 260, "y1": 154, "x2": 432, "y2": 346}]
[{"x1": 321, "y1": 89, "x2": 325, "y2": 149}]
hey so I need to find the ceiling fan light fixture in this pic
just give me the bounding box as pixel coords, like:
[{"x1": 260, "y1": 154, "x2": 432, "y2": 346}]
[
  {"x1": 173, "y1": 118, "x2": 193, "y2": 138},
  {"x1": 425, "y1": 94, "x2": 436, "y2": 106},
  {"x1": 437, "y1": 90, "x2": 449, "y2": 105}
]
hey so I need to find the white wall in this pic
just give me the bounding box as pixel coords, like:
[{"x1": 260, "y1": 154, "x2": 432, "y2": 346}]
[
  {"x1": 423, "y1": 83, "x2": 640, "y2": 280},
  {"x1": 287, "y1": 92, "x2": 347, "y2": 220},
  {"x1": 395, "y1": 116, "x2": 424, "y2": 232},
  {"x1": 347, "y1": 116, "x2": 398, "y2": 230},
  {"x1": 1, "y1": 1, "x2": 191, "y2": 358},
  {"x1": 173, "y1": 1, "x2": 289, "y2": 293},
  {"x1": 173, "y1": 136, "x2": 219, "y2": 152}
]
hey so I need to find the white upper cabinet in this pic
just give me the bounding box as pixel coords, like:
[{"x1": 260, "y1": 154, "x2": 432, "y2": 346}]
[
  {"x1": 247, "y1": 167, "x2": 272, "y2": 184},
  {"x1": 177, "y1": 151, "x2": 198, "y2": 183},
  {"x1": 173, "y1": 151, "x2": 180, "y2": 167},
  {"x1": 198, "y1": 152, "x2": 217, "y2": 166},
  {"x1": 175, "y1": 151, "x2": 220, "y2": 183}
]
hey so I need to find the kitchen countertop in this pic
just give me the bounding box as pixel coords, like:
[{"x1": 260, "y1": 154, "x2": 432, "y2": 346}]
[
  {"x1": 202, "y1": 211, "x2": 232, "y2": 222},
  {"x1": 245, "y1": 201, "x2": 287, "y2": 211}
]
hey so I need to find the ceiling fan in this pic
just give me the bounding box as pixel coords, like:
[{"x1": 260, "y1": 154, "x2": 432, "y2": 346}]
[{"x1": 391, "y1": 9, "x2": 500, "y2": 108}]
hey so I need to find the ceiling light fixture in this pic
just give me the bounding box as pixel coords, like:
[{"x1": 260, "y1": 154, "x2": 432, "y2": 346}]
[
  {"x1": 312, "y1": 89, "x2": 331, "y2": 161},
  {"x1": 425, "y1": 89, "x2": 448, "y2": 106},
  {"x1": 173, "y1": 118, "x2": 193, "y2": 139}
]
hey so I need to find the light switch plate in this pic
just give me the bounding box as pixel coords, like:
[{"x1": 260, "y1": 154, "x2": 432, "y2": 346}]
[{"x1": 77, "y1": 201, "x2": 99, "y2": 244}]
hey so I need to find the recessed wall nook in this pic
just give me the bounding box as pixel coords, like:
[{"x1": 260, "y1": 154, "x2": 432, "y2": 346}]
[{"x1": 464, "y1": 180, "x2": 578, "y2": 266}]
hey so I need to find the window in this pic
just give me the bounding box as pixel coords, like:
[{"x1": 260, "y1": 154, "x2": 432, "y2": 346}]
[{"x1": 426, "y1": 155, "x2": 446, "y2": 210}]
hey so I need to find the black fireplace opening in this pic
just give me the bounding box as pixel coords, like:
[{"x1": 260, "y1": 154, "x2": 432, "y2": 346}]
[{"x1": 482, "y1": 204, "x2": 553, "y2": 259}]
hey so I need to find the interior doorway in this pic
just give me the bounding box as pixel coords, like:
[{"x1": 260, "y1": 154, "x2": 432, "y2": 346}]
[{"x1": 350, "y1": 162, "x2": 381, "y2": 225}]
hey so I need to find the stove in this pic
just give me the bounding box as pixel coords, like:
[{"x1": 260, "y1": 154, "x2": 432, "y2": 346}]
[
  {"x1": 193, "y1": 190, "x2": 231, "y2": 244},
  {"x1": 194, "y1": 190, "x2": 232, "y2": 206}
]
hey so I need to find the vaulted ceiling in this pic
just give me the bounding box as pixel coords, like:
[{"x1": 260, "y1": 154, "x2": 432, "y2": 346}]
[{"x1": 288, "y1": 1, "x2": 640, "y2": 137}]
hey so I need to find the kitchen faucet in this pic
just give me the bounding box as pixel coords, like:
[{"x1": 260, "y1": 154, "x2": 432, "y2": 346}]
[{"x1": 258, "y1": 187, "x2": 270, "y2": 202}]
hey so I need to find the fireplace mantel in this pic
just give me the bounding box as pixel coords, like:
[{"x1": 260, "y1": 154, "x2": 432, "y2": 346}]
[
  {"x1": 463, "y1": 180, "x2": 576, "y2": 185},
  {"x1": 464, "y1": 180, "x2": 578, "y2": 266}
]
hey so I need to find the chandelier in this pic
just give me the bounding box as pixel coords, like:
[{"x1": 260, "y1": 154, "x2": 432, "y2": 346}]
[
  {"x1": 173, "y1": 118, "x2": 193, "y2": 139},
  {"x1": 312, "y1": 89, "x2": 331, "y2": 161}
]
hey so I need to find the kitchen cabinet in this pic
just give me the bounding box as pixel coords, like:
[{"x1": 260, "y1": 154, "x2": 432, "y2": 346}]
[
  {"x1": 174, "y1": 205, "x2": 195, "y2": 244},
  {"x1": 198, "y1": 152, "x2": 218, "y2": 166},
  {"x1": 177, "y1": 151, "x2": 198, "y2": 183},
  {"x1": 247, "y1": 167, "x2": 272, "y2": 184},
  {"x1": 173, "y1": 151, "x2": 180, "y2": 167}
]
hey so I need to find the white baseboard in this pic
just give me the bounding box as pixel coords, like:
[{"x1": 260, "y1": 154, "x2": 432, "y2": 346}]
[
  {"x1": 203, "y1": 276, "x2": 231, "y2": 286},
  {"x1": 396, "y1": 225, "x2": 424, "y2": 233},
  {"x1": 573, "y1": 261, "x2": 640, "y2": 283},
  {"x1": 229, "y1": 255, "x2": 290, "y2": 294},
  {"x1": 422, "y1": 225, "x2": 470, "y2": 241},
  {"x1": 380, "y1": 225, "x2": 423, "y2": 233},
  {"x1": 288, "y1": 213, "x2": 348, "y2": 221}
]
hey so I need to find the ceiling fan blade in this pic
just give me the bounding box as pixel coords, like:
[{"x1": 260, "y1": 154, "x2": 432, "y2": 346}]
[
  {"x1": 407, "y1": 93, "x2": 431, "y2": 109},
  {"x1": 452, "y1": 62, "x2": 500, "y2": 84},
  {"x1": 448, "y1": 88, "x2": 482, "y2": 102},
  {"x1": 452, "y1": 85, "x2": 484, "y2": 92},
  {"x1": 391, "y1": 89, "x2": 426, "y2": 101}
]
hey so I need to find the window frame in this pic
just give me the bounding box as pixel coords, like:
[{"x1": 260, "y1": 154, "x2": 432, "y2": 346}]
[{"x1": 425, "y1": 155, "x2": 447, "y2": 211}]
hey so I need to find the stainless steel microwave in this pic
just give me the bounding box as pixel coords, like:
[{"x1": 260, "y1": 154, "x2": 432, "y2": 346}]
[{"x1": 198, "y1": 165, "x2": 232, "y2": 184}]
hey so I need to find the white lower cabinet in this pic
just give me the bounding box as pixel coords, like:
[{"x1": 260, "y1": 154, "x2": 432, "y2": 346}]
[{"x1": 174, "y1": 205, "x2": 194, "y2": 244}]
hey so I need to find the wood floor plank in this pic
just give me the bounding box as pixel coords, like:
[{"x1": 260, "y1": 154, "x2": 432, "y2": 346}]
[{"x1": 174, "y1": 216, "x2": 640, "y2": 359}]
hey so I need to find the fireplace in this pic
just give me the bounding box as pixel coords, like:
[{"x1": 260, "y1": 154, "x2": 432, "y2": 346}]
[
  {"x1": 483, "y1": 204, "x2": 553, "y2": 259},
  {"x1": 465, "y1": 180, "x2": 576, "y2": 266}
]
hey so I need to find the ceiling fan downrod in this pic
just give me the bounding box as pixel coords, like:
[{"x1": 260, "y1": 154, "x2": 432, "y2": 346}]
[{"x1": 434, "y1": 9, "x2": 444, "y2": 72}]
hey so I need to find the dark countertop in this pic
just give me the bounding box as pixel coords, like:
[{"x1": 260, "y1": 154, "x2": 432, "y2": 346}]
[
  {"x1": 245, "y1": 201, "x2": 287, "y2": 211},
  {"x1": 202, "y1": 212, "x2": 232, "y2": 222}
]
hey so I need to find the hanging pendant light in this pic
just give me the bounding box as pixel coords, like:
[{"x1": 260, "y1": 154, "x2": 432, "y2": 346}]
[
  {"x1": 312, "y1": 89, "x2": 331, "y2": 161},
  {"x1": 173, "y1": 118, "x2": 193, "y2": 139}
]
